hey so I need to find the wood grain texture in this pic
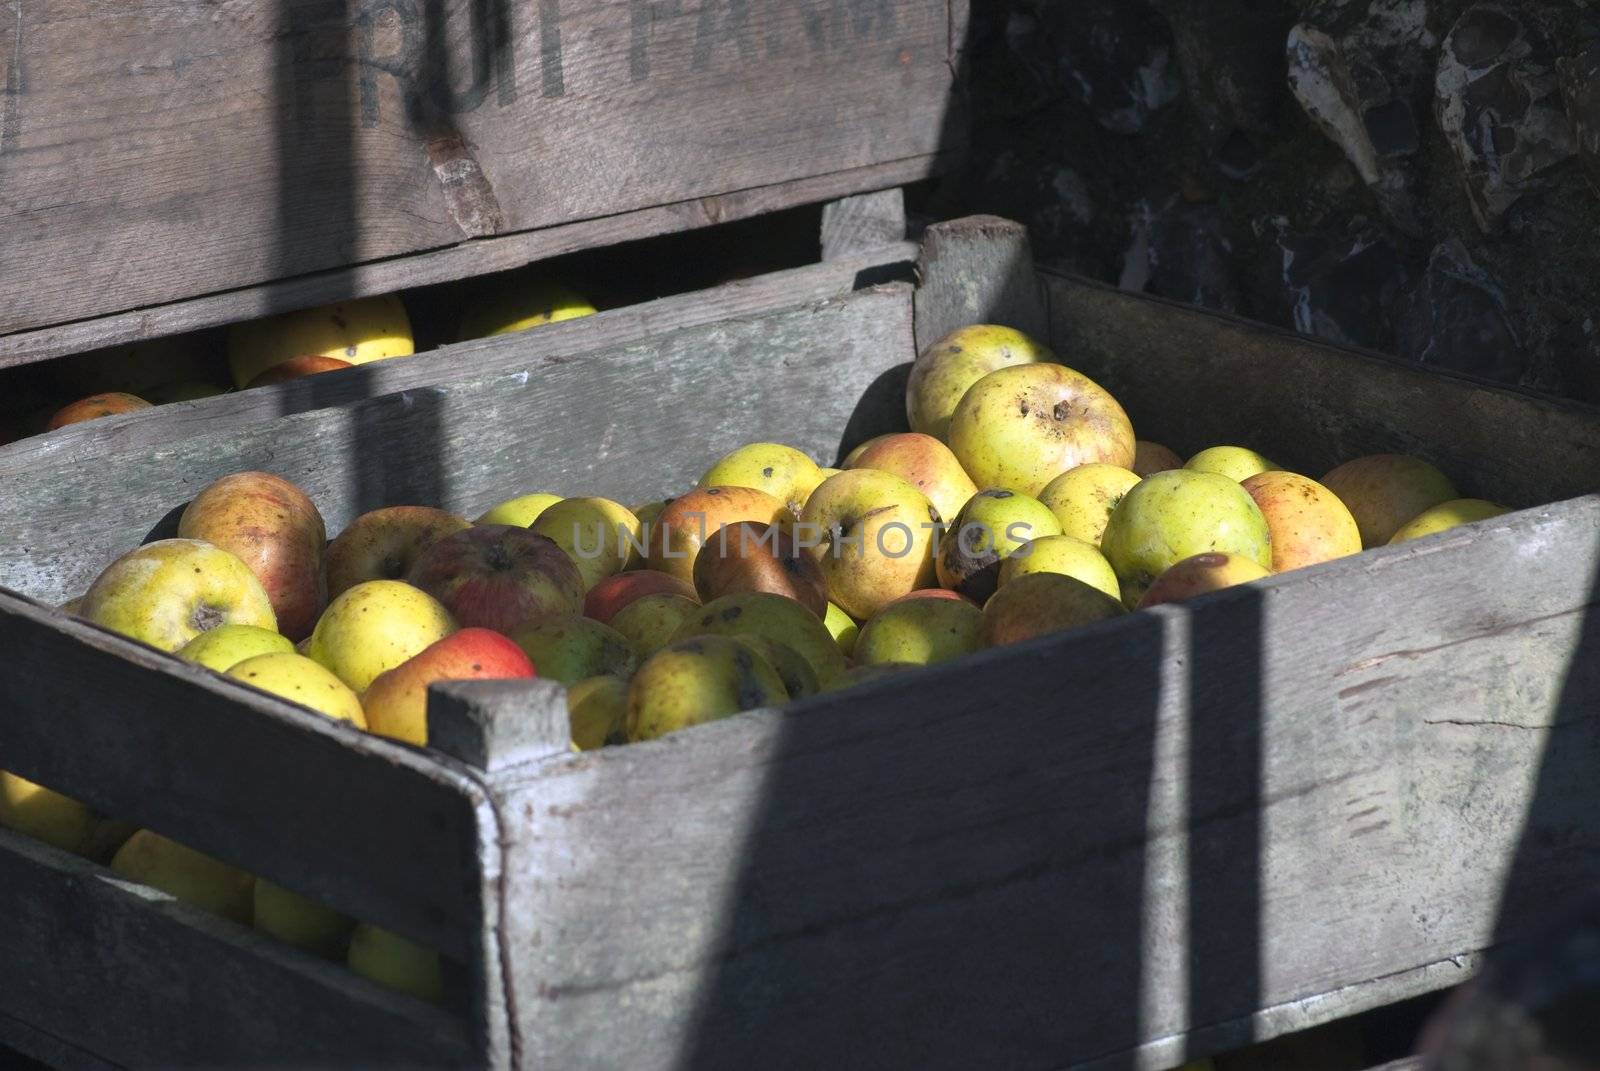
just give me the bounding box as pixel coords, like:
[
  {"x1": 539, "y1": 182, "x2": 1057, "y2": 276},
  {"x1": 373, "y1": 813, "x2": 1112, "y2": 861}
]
[
  {"x1": 912, "y1": 214, "x2": 1049, "y2": 352},
  {"x1": 478, "y1": 495, "x2": 1600, "y2": 1070},
  {"x1": 820, "y1": 188, "x2": 906, "y2": 262},
  {"x1": 1042, "y1": 272, "x2": 1600, "y2": 508},
  {"x1": 0, "y1": 284, "x2": 914, "y2": 605},
  {"x1": 0, "y1": 829, "x2": 475, "y2": 1069},
  {"x1": 0, "y1": 240, "x2": 917, "y2": 474},
  {"x1": 0, "y1": 0, "x2": 959, "y2": 342}
]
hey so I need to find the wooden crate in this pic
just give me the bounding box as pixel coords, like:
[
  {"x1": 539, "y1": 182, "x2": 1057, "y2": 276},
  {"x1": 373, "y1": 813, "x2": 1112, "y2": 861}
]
[
  {"x1": 3, "y1": 216, "x2": 1599, "y2": 1069},
  {"x1": 0, "y1": 0, "x2": 964, "y2": 370}
]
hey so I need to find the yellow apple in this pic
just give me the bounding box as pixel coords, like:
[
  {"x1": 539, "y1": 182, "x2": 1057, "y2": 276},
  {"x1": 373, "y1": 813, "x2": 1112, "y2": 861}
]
[
  {"x1": 531, "y1": 497, "x2": 643, "y2": 589},
  {"x1": 998, "y1": 534, "x2": 1121, "y2": 602},
  {"x1": 854, "y1": 595, "x2": 982, "y2": 666},
  {"x1": 610, "y1": 592, "x2": 702, "y2": 660},
  {"x1": 227, "y1": 294, "x2": 414, "y2": 388},
  {"x1": 936, "y1": 488, "x2": 1062, "y2": 603},
  {"x1": 568, "y1": 675, "x2": 629, "y2": 750},
  {"x1": 844, "y1": 432, "x2": 978, "y2": 528},
  {"x1": 475, "y1": 492, "x2": 563, "y2": 527},
  {"x1": 226, "y1": 652, "x2": 367, "y2": 727},
  {"x1": 1038, "y1": 463, "x2": 1142, "y2": 546},
  {"x1": 510, "y1": 616, "x2": 639, "y2": 684},
  {"x1": 823, "y1": 601, "x2": 860, "y2": 657},
  {"x1": 110, "y1": 830, "x2": 255, "y2": 924},
  {"x1": 348, "y1": 923, "x2": 444, "y2": 1004},
  {"x1": 458, "y1": 280, "x2": 596, "y2": 341},
  {"x1": 1320, "y1": 454, "x2": 1459, "y2": 548},
  {"x1": 81, "y1": 539, "x2": 277, "y2": 653},
  {"x1": 0, "y1": 772, "x2": 96, "y2": 854},
  {"x1": 177, "y1": 623, "x2": 294, "y2": 672},
  {"x1": 799, "y1": 470, "x2": 940, "y2": 620},
  {"x1": 671, "y1": 591, "x2": 847, "y2": 688},
  {"x1": 1137, "y1": 553, "x2": 1272, "y2": 608},
  {"x1": 305, "y1": 580, "x2": 457, "y2": 693},
  {"x1": 1100, "y1": 470, "x2": 1272, "y2": 607},
  {"x1": 1185, "y1": 445, "x2": 1281, "y2": 483},
  {"x1": 699, "y1": 443, "x2": 826, "y2": 516},
  {"x1": 254, "y1": 879, "x2": 353, "y2": 958},
  {"x1": 1389, "y1": 499, "x2": 1511, "y2": 544},
  {"x1": 906, "y1": 324, "x2": 1055, "y2": 441},
  {"x1": 625, "y1": 635, "x2": 789, "y2": 742},
  {"x1": 1241, "y1": 470, "x2": 1361, "y2": 572}
]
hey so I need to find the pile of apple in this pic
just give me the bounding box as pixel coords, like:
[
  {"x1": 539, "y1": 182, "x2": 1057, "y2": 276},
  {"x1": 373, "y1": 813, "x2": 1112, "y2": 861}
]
[{"x1": 0, "y1": 322, "x2": 1510, "y2": 1004}]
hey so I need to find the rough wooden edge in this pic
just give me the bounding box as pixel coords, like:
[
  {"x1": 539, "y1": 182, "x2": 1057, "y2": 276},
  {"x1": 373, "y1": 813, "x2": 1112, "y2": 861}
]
[
  {"x1": 0, "y1": 240, "x2": 919, "y2": 475},
  {"x1": 912, "y1": 214, "x2": 1049, "y2": 352},
  {"x1": 820, "y1": 190, "x2": 907, "y2": 262},
  {"x1": 429, "y1": 679, "x2": 574, "y2": 775},
  {"x1": 0, "y1": 155, "x2": 950, "y2": 371},
  {"x1": 0, "y1": 1010, "x2": 118, "y2": 1071}
]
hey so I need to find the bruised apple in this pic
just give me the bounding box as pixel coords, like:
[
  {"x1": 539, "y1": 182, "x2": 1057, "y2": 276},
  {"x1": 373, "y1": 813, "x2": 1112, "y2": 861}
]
[
  {"x1": 646, "y1": 486, "x2": 795, "y2": 584},
  {"x1": 406, "y1": 525, "x2": 584, "y2": 635},
  {"x1": 326, "y1": 506, "x2": 471, "y2": 598},
  {"x1": 671, "y1": 591, "x2": 846, "y2": 688},
  {"x1": 936, "y1": 488, "x2": 1062, "y2": 603},
  {"x1": 692, "y1": 521, "x2": 828, "y2": 618},
  {"x1": 610, "y1": 593, "x2": 702, "y2": 660}
]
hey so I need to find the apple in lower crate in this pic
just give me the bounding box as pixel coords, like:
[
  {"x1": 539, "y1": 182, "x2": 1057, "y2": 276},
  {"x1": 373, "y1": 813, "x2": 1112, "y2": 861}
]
[
  {"x1": 610, "y1": 593, "x2": 701, "y2": 660},
  {"x1": 226, "y1": 653, "x2": 367, "y2": 727},
  {"x1": 980, "y1": 572, "x2": 1126, "y2": 647},
  {"x1": 511, "y1": 617, "x2": 638, "y2": 684},
  {"x1": 568, "y1": 675, "x2": 629, "y2": 750},
  {"x1": 110, "y1": 830, "x2": 255, "y2": 925},
  {"x1": 0, "y1": 772, "x2": 96, "y2": 854},
  {"x1": 362, "y1": 628, "x2": 535, "y2": 746},
  {"x1": 625, "y1": 635, "x2": 789, "y2": 742},
  {"x1": 1185, "y1": 445, "x2": 1281, "y2": 483},
  {"x1": 906, "y1": 324, "x2": 1055, "y2": 441},
  {"x1": 584, "y1": 570, "x2": 697, "y2": 625},
  {"x1": 844, "y1": 432, "x2": 979, "y2": 528},
  {"x1": 1242, "y1": 470, "x2": 1361, "y2": 572},
  {"x1": 1038, "y1": 463, "x2": 1141, "y2": 547},
  {"x1": 693, "y1": 520, "x2": 828, "y2": 618},
  {"x1": 81, "y1": 539, "x2": 277, "y2": 652},
  {"x1": 1132, "y1": 440, "x2": 1184, "y2": 477},
  {"x1": 458, "y1": 280, "x2": 596, "y2": 341},
  {"x1": 243, "y1": 355, "x2": 354, "y2": 389},
  {"x1": 854, "y1": 595, "x2": 982, "y2": 667},
  {"x1": 1100, "y1": 470, "x2": 1272, "y2": 608},
  {"x1": 646, "y1": 486, "x2": 796, "y2": 584},
  {"x1": 800, "y1": 470, "x2": 939, "y2": 621},
  {"x1": 347, "y1": 923, "x2": 444, "y2": 1005},
  {"x1": 936, "y1": 489, "x2": 1062, "y2": 604},
  {"x1": 530, "y1": 497, "x2": 643, "y2": 589},
  {"x1": 178, "y1": 624, "x2": 295, "y2": 672},
  {"x1": 326, "y1": 506, "x2": 472, "y2": 598},
  {"x1": 672, "y1": 591, "x2": 847, "y2": 688},
  {"x1": 406, "y1": 525, "x2": 584, "y2": 635},
  {"x1": 46, "y1": 391, "x2": 154, "y2": 430},
  {"x1": 306, "y1": 580, "x2": 457, "y2": 693},
  {"x1": 823, "y1": 601, "x2": 860, "y2": 657},
  {"x1": 1389, "y1": 499, "x2": 1510, "y2": 545},
  {"x1": 475, "y1": 491, "x2": 562, "y2": 528},
  {"x1": 255, "y1": 879, "x2": 353, "y2": 958},
  {"x1": 1137, "y1": 553, "x2": 1272, "y2": 609},
  {"x1": 1319, "y1": 454, "x2": 1459, "y2": 548},
  {"x1": 699, "y1": 443, "x2": 826, "y2": 517},
  {"x1": 949, "y1": 363, "x2": 1136, "y2": 496},
  {"x1": 997, "y1": 534, "x2": 1122, "y2": 602},
  {"x1": 178, "y1": 471, "x2": 328, "y2": 640},
  {"x1": 227, "y1": 294, "x2": 414, "y2": 389}
]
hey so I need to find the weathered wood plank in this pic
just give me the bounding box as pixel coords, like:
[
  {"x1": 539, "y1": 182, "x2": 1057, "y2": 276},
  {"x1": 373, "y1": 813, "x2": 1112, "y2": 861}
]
[
  {"x1": 912, "y1": 214, "x2": 1049, "y2": 352},
  {"x1": 0, "y1": 1011, "x2": 118, "y2": 1071},
  {"x1": 0, "y1": 240, "x2": 917, "y2": 473},
  {"x1": 820, "y1": 189, "x2": 907, "y2": 262},
  {"x1": 0, "y1": 593, "x2": 490, "y2": 960},
  {"x1": 477, "y1": 495, "x2": 1600, "y2": 1069},
  {"x1": 0, "y1": 829, "x2": 475, "y2": 1068},
  {"x1": 1043, "y1": 272, "x2": 1600, "y2": 508},
  {"x1": 0, "y1": 0, "x2": 958, "y2": 340},
  {"x1": 0, "y1": 284, "x2": 915, "y2": 605}
]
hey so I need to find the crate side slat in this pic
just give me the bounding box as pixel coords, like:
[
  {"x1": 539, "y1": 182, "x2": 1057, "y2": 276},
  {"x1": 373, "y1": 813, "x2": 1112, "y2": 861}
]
[
  {"x1": 482, "y1": 497, "x2": 1600, "y2": 1069},
  {"x1": 0, "y1": 829, "x2": 475, "y2": 1068}
]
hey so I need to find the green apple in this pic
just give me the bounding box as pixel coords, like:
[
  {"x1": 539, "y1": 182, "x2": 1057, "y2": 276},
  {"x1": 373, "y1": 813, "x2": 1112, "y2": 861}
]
[
  {"x1": 699, "y1": 443, "x2": 826, "y2": 517},
  {"x1": 1185, "y1": 445, "x2": 1281, "y2": 483},
  {"x1": 1389, "y1": 499, "x2": 1510, "y2": 545},
  {"x1": 110, "y1": 830, "x2": 255, "y2": 924},
  {"x1": 610, "y1": 592, "x2": 702, "y2": 660},
  {"x1": 254, "y1": 879, "x2": 352, "y2": 958},
  {"x1": 305, "y1": 580, "x2": 457, "y2": 693},
  {"x1": 854, "y1": 595, "x2": 982, "y2": 667},
  {"x1": 227, "y1": 652, "x2": 368, "y2": 726},
  {"x1": 948, "y1": 363, "x2": 1136, "y2": 496},
  {"x1": 177, "y1": 624, "x2": 294, "y2": 673},
  {"x1": 799, "y1": 470, "x2": 940, "y2": 621},
  {"x1": 997, "y1": 534, "x2": 1121, "y2": 602},
  {"x1": 1038, "y1": 463, "x2": 1142, "y2": 546},
  {"x1": 625, "y1": 636, "x2": 788, "y2": 742},
  {"x1": 906, "y1": 324, "x2": 1054, "y2": 441},
  {"x1": 936, "y1": 489, "x2": 1062, "y2": 603},
  {"x1": 1100, "y1": 470, "x2": 1272, "y2": 608},
  {"x1": 671, "y1": 591, "x2": 847, "y2": 688},
  {"x1": 348, "y1": 923, "x2": 444, "y2": 1004},
  {"x1": 1320, "y1": 454, "x2": 1459, "y2": 548},
  {"x1": 981, "y1": 572, "x2": 1126, "y2": 647},
  {"x1": 823, "y1": 601, "x2": 860, "y2": 657},
  {"x1": 81, "y1": 539, "x2": 278, "y2": 653},
  {"x1": 475, "y1": 492, "x2": 563, "y2": 527},
  {"x1": 510, "y1": 616, "x2": 638, "y2": 684},
  {"x1": 568, "y1": 675, "x2": 630, "y2": 750}
]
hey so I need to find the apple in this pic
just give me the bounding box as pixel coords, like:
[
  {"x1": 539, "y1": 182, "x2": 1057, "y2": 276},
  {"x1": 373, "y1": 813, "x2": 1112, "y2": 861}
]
[
  {"x1": 510, "y1": 616, "x2": 638, "y2": 684},
  {"x1": 823, "y1": 601, "x2": 860, "y2": 657},
  {"x1": 699, "y1": 443, "x2": 826, "y2": 516},
  {"x1": 475, "y1": 491, "x2": 562, "y2": 527},
  {"x1": 936, "y1": 488, "x2": 1062, "y2": 602},
  {"x1": 844, "y1": 432, "x2": 979, "y2": 528},
  {"x1": 406, "y1": 525, "x2": 584, "y2": 635},
  {"x1": 997, "y1": 534, "x2": 1122, "y2": 602},
  {"x1": 81, "y1": 539, "x2": 277, "y2": 652},
  {"x1": 0, "y1": 772, "x2": 96, "y2": 854},
  {"x1": 1389, "y1": 499, "x2": 1511, "y2": 545},
  {"x1": 362, "y1": 628, "x2": 536, "y2": 746},
  {"x1": 568, "y1": 675, "x2": 629, "y2": 750},
  {"x1": 178, "y1": 471, "x2": 328, "y2": 640},
  {"x1": 799, "y1": 470, "x2": 940, "y2": 620},
  {"x1": 1100, "y1": 470, "x2": 1272, "y2": 607},
  {"x1": 305, "y1": 580, "x2": 457, "y2": 693},
  {"x1": 632, "y1": 497, "x2": 674, "y2": 553},
  {"x1": 646, "y1": 486, "x2": 796, "y2": 584},
  {"x1": 1038, "y1": 463, "x2": 1142, "y2": 547},
  {"x1": 227, "y1": 294, "x2": 414, "y2": 389},
  {"x1": 243, "y1": 355, "x2": 353, "y2": 389},
  {"x1": 226, "y1": 653, "x2": 367, "y2": 727},
  {"x1": 899, "y1": 588, "x2": 980, "y2": 604},
  {"x1": 1186, "y1": 446, "x2": 1281, "y2": 483},
  {"x1": 671, "y1": 591, "x2": 847, "y2": 688},
  {"x1": 853, "y1": 596, "x2": 982, "y2": 667},
  {"x1": 530, "y1": 497, "x2": 643, "y2": 589},
  {"x1": 178, "y1": 624, "x2": 295, "y2": 672},
  {"x1": 840, "y1": 436, "x2": 888, "y2": 468},
  {"x1": 906, "y1": 324, "x2": 1055, "y2": 441},
  {"x1": 980, "y1": 572, "x2": 1126, "y2": 647},
  {"x1": 1319, "y1": 454, "x2": 1459, "y2": 548},
  {"x1": 733, "y1": 635, "x2": 820, "y2": 700},
  {"x1": 347, "y1": 923, "x2": 444, "y2": 1004},
  {"x1": 326, "y1": 506, "x2": 471, "y2": 598},
  {"x1": 458, "y1": 280, "x2": 597, "y2": 341},
  {"x1": 584, "y1": 570, "x2": 697, "y2": 625},
  {"x1": 1137, "y1": 553, "x2": 1272, "y2": 609},
  {"x1": 625, "y1": 636, "x2": 788, "y2": 742},
  {"x1": 948, "y1": 363, "x2": 1136, "y2": 496},
  {"x1": 110, "y1": 830, "x2": 255, "y2": 924},
  {"x1": 822, "y1": 662, "x2": 919, "y2": 693},
  {"x1": 46, "y1": 392, "x2": 153, "y2": 430},
  {"x1": 692, "y1": 520, "x2": 828, "y2": 618},
  {"x1": 1133, "y1": 440, "x2": 1184, "y2": 477},
  {"x1": 254, "y1": 879, "x2": 352, "y2": 958},
  {"x1": 610, "y1": 593, "x2": 703, "y2": 660},
  {"x1": 1241, "y1": 471, "x2": 1362, "y2": 572}
]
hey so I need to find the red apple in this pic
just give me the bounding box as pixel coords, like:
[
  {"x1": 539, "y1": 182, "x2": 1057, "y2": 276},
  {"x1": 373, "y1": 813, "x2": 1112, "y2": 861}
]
[
  {"x1": 406, "y1": 525, "x2": 584, "y2": 636},
  {"x1": 245, "y1": 355, "x2": 354, "y2": 389},
  {"x1": 46, "y1": 392, "x2": 153, "y2": 430},
  {"x1": 362, "y1": 628, "x2": 535, "y2": 745},
  {"x1": 584, "y1": 570, "x2": 698, "y2": 625}
]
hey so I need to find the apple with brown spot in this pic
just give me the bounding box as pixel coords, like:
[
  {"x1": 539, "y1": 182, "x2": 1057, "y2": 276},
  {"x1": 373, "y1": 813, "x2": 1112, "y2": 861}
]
[
  {"x1": 406, "y1": 525, "x2": 584, "y2": 636},
  {"x1": 325, "y1": 506, "x2": 471, "y2": 597},
  {"x1": 692, "y1": 520, "x2": 828, "y2": 618}
]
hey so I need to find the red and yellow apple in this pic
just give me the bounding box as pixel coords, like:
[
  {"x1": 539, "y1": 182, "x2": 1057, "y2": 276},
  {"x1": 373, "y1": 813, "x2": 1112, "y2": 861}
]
[
  {"x1": 1137, "y1": 553, "x2": 1271, "y2": 609},
  {"x1": 1320, "y1": 454, "x2": 1459, "y2": 548},
  {"x1": 584, "y1": 570, "x2": 697, "y2": 625},
  {"x1": 326, "y1": 506, "x2": 471, "y2": 598},
  {"x1": 362, "y1": 627, "x2": 536, "y2": 745},
  {"x1": 305, "y1": 580, "x2": 457, "y2": 693},
  {"x1": 406, "y1": 525, "x2": 584, "y2": 636},
  {"x1": 844, "y1": 432, "x2": 978, "y2": 526},
  {"x1": 1241, "y1": 470, "x2": 1361, "y2": 572}
]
